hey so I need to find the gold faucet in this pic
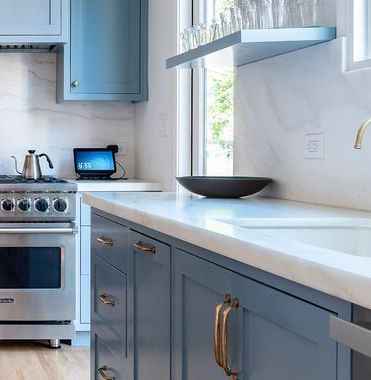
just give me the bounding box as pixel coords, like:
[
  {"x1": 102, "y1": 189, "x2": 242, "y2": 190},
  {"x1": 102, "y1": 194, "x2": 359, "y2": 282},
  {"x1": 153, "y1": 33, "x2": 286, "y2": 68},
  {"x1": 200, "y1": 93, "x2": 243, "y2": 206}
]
[{"x1": 355, "y1": 118, "x2": 371, "y2": 149}]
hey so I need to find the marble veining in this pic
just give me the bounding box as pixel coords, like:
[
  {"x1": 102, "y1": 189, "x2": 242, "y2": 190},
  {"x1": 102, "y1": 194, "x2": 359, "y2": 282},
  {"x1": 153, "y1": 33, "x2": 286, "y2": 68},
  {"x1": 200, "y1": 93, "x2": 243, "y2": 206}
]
[
  {"x1": 234, "y1": 38, "x2": 371, "y2": 211},
  {"x1": 83, "y1": 192, "x2": 371, "y2": 309},
  {"x1": 0, "y1": 53, "x2": 135, "y2": 179}
]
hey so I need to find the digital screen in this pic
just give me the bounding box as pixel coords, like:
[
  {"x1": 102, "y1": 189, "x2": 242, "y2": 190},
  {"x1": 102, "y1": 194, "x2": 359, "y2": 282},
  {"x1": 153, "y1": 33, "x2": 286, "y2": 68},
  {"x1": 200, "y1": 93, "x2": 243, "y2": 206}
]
[{"x1": 74, "y1": 150, "x2": 115, "y2": 173}]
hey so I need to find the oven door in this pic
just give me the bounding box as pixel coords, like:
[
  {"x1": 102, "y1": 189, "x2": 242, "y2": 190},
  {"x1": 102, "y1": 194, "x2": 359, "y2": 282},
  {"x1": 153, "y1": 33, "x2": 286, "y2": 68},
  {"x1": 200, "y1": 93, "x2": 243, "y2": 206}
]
[{"x1": 0, "y1": 224, "x2": 76, "y2": 321}]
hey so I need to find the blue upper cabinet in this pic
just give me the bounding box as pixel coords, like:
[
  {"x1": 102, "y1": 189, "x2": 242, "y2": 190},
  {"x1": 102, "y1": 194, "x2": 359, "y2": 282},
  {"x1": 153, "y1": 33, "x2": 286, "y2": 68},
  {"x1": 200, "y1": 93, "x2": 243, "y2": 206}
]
[
  {"x1": 58, "y1": 0, "x2": 148, "y2": 102},
  {"x1": 0, "y1": 0, "x2": 68, "y2": 43}
]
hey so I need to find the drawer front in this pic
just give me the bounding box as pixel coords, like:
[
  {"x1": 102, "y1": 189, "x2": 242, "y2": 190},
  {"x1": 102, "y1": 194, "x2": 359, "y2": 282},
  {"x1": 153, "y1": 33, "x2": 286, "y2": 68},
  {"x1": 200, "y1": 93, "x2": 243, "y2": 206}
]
[
  {"x1": 92, "y1": 329, "x2": 130, "y2": 380},
  {"x1": 92, "y1": 213, "x2": 127, "y2": 273},
  {"x1": 92, "y1": 254, "x2": 127, "y2": 358}
]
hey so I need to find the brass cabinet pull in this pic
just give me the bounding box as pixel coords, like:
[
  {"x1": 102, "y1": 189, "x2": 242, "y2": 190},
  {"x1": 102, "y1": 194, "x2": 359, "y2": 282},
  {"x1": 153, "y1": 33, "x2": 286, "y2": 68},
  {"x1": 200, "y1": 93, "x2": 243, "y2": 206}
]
[
  {"x1": 214, "y1": 294, "x2": 232, "y2": 368},
  {"x1": 221, "y1": 298, "x2": 240, "y2": 380},
  {"x1": 99, "y1": 293, "x2": 115, "y2": 307},
  {"x1": 133, "y1": 240, "x2": 156, "y2": 254},
  {"x1": 97, "y1": 236, "x2": 114, "y2": 246},
  {"x1": 98, "y1": 366, "x2": 115, "y2": 380}
]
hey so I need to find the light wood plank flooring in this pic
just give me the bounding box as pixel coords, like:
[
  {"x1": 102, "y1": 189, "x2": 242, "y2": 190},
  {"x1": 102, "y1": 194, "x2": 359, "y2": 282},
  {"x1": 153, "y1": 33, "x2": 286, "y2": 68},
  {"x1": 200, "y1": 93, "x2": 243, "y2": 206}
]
[{"x1": 0, "y1": 341, "x2": 89, "y2": 380}]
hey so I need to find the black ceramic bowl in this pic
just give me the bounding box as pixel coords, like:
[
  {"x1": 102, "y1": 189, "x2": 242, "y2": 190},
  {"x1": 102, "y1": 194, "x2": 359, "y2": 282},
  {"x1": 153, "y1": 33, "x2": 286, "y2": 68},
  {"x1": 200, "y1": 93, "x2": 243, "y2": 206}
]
[{"x1": 176, "y1": 176, "x2": 272, "y2": 198}]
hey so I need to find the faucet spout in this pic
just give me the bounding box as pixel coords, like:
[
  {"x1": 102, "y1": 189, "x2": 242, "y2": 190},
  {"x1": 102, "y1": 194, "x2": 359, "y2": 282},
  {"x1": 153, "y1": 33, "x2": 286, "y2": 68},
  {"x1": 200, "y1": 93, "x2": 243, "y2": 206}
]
[{"x1": 355, "y1": 118, "x2": 371, "y2": 149}]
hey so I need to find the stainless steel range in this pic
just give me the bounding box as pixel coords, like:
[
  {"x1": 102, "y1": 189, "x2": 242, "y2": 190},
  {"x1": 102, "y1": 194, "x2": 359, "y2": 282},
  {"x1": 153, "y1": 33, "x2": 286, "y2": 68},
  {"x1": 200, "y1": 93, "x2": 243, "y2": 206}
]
[{"x1": 0, "y1": 175, "x2": 77, "y2": 349}]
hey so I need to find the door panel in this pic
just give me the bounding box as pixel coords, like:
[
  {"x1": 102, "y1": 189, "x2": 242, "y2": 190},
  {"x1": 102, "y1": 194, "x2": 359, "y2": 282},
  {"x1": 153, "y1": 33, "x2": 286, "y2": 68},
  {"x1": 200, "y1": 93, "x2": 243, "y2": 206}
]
[
  {"x1": 128, "y1": 231, "x2": 171, "y2": 380},
  {"x1": 71, "y1": 0, "x2": 140, "y2": 95},
  {"x1": 173, "y1": 249, "x2": 338, "y2": 380}
]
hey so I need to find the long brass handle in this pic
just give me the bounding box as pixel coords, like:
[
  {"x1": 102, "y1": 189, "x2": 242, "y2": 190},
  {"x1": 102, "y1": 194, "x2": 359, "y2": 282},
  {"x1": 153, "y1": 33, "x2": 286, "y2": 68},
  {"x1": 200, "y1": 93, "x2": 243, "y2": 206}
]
[
  {"x1": 97, "y1": 236, "x2": 114, "y2": 246},
  {"x1": 221, "y1": 298, "x2": 240, "y2": 380},
  {"x1": 133, "y1": 240, "x2": 156, "y2": 254},
  {"x1": 214, "y1": 294, "x2": 232, "y2": 368},
  {"x1": 98, "y1": 366, "x2": 115, "y2": 380},
  {"x1": 99, "y1": 293, "x2": 115, "y2": 307}
]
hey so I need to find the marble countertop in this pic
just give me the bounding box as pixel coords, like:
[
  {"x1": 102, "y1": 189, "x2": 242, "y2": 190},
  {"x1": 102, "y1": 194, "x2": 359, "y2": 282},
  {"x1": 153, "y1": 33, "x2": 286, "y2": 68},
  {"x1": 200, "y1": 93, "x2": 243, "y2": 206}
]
[
  {"x1": 65, "y1": 178, "x2": 162, "y2": 192},
  {"x1": 82, "y1": 192, "x2": 371, "y2": 309}
]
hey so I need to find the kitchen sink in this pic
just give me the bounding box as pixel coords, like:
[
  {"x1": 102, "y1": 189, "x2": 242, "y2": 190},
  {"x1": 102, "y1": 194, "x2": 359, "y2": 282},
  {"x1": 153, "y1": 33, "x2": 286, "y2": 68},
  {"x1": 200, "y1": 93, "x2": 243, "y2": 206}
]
[{"x1": 218, "y1": 218, "x2": 371, "y2": 257}]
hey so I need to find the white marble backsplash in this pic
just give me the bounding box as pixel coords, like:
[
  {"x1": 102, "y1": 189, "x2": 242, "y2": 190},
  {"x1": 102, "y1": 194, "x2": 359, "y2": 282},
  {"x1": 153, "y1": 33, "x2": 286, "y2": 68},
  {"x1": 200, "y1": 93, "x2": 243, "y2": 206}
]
[
  {"x1": 0, "y1": 53, "x2": 135, "y2": 179},
  {"x1": 234, "y1": 37, "x2": 371, "y2": 211}
]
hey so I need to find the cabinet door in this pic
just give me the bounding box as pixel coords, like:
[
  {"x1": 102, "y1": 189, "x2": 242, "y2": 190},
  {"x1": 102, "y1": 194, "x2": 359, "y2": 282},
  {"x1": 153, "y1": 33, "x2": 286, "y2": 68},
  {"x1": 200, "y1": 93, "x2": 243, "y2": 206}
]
[
  {"x1": 128, "y1": 231, "x2": 171, "y2": 380},
  {"x1": 172, "y1": 249, "x2": 338, "y2": 380},
  {"x1": 69, "y1": 0, "x2": 143, "y2": 98},
  {"x1": 0, "y1": 0, "x2": 67, "y2": 41}
]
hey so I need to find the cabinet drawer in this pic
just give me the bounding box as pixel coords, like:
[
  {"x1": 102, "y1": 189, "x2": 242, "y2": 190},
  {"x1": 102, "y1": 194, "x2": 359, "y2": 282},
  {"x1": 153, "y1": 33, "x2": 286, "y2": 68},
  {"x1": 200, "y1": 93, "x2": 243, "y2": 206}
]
[
  {"x1": 92, "y1": 255, "x2": 127, "y2": 358},
  {"x1": 92, "y1": 330, "x2": 130, "y2": 380},
  {"x1": 92, "y1": 213, "x2": 127, "y2": 273}
]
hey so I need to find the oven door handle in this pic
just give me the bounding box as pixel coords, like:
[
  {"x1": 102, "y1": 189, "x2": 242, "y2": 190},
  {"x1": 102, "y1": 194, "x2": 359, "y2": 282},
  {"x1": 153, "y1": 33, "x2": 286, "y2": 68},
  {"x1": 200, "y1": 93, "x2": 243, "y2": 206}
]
[{"x1": 0, "y1": 227, "x2": 78, "y2": 234}]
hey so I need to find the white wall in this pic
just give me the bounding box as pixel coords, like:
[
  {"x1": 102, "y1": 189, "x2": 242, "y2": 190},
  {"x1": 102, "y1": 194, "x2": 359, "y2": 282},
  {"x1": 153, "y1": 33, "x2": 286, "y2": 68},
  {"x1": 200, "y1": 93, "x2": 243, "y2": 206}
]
[
  {"x1": 134, "y1": 0, "x2": 178, "y2": 191},
  {"x1": 0, "y1": 53, "x2": 135, "y2": 179},
  {"x1": 234, "y1": 6, "x2": 371, "y2": 211}
]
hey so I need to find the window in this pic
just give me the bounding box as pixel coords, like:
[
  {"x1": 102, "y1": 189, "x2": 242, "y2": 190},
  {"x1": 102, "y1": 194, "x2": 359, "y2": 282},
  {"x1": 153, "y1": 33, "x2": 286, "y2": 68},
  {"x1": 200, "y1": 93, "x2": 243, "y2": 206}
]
[
  {"x1": 192, "y1": 0, "x2": 235, "y2": 176},
  {"x1": 347, "y1": 0, "x2": 371, "y2": 69},
  {"x1": 353, "y1": 0, "x2": 371, "y2": 61}
]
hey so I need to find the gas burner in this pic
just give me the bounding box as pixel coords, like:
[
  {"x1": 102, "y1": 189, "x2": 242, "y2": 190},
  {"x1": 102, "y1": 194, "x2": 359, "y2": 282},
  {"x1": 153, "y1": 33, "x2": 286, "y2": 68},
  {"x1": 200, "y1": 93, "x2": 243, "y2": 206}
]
[{"x1": 0, "y1": 175, "x2": 67, "y2": 184}]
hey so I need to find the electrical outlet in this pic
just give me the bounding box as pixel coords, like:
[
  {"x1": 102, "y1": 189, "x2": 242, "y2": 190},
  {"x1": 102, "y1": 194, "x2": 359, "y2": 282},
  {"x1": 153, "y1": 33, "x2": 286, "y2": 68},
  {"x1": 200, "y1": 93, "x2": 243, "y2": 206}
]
[
  {"x1": 115, "y1": 142, "x2": 128, "y2": 156},
  {"x1": 304, "y1": 133, "x2": 324, "y2": 159}
]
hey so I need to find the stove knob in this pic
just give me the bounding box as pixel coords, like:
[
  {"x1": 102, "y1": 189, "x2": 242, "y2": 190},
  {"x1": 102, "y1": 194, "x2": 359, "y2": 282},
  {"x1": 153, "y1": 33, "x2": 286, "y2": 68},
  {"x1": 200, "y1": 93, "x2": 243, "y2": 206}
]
[
  {"x1": 54, "y1": 198, "x2": 68, "y2": 213},
  {"x1": 35, "y1": 198, "x2": 49, "y2": 213},
  {"x1": 1, "y1": 198, "x2": 14, "y2": 212},
  {"x1": 18, "y1": 198, "x2": 31, "y2": 212}
]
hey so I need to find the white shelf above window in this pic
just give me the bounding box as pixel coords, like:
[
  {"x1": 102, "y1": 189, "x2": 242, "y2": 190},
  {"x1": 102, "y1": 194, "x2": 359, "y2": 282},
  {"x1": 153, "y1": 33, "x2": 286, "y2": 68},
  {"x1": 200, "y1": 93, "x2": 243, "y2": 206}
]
[{"x1": 166, "y1": 27, "x2": 336, "y2": 69}]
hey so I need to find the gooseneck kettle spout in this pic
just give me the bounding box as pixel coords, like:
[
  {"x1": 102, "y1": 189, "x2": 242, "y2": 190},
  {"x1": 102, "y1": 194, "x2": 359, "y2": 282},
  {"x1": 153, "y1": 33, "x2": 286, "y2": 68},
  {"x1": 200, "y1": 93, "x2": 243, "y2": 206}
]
[{"x1": 11, "y1": 155, "x2": 22, "y2": 175}]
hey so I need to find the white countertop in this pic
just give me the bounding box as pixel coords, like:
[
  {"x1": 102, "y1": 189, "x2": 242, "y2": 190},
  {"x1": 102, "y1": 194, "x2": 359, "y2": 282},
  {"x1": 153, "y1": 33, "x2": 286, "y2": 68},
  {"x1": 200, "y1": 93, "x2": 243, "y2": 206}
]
[
  {"x1": 65, "y1": 178, "x2": 162, "y2": 192},
  {"x1": 82, "y1": 192, "x2": 371, "y2": 309}
]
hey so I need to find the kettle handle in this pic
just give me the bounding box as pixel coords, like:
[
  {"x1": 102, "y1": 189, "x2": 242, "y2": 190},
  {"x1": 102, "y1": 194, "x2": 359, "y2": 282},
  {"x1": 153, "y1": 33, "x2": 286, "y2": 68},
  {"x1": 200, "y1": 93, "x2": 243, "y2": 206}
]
[
  {"x1": 39, "y1": 153, "x2": 54, "y2": 169},
  {"x1": 10, "y1": 156, "x2": 22, "y2": 175}
]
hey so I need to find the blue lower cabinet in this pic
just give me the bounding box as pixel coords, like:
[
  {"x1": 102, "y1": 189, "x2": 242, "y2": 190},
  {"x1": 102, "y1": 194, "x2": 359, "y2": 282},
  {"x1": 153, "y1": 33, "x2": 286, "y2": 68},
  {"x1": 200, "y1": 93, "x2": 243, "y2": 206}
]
[
  {"x1": 58, "y1": 0, "x2": 148, "y2": 102},
  {"x1": 90, "y1": 210, "x2": 351, "y2": 380},
  {"x1": 128, "y1": 231, "x2": 171, "y2": 380},
  {"x1": 172, "y1": 249, "x2": 338, "y2": 380}
]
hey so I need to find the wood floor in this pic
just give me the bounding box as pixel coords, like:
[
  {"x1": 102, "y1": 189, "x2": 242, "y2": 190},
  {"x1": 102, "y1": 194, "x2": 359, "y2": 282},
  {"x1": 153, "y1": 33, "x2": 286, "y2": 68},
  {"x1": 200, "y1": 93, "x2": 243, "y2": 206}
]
[{"x1": 0, "y1": 341, "x2": 89, "y2": 380}]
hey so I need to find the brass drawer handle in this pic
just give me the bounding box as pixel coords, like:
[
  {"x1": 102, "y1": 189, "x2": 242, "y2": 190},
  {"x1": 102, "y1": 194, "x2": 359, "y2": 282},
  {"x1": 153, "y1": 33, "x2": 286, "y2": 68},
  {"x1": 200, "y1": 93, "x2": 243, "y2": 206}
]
[
  {"x1": 221, "y1": 298, "x2": 240, "y2": 380},
  {"x1": 98, "y1": 366, "x2": 115, "y2": 380},
  {"x1": 133, "y1": 240, "x2": 156, "y2": 254},
  {"x1": 97, "y1": 236, "x2": 114, "y2": 246},
  {"x1": 214, "y1": 294, "x2": 231, "y2": 368},
  {"x1": 99, "y1": 293, "x2": 115, "y2": 307}
]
